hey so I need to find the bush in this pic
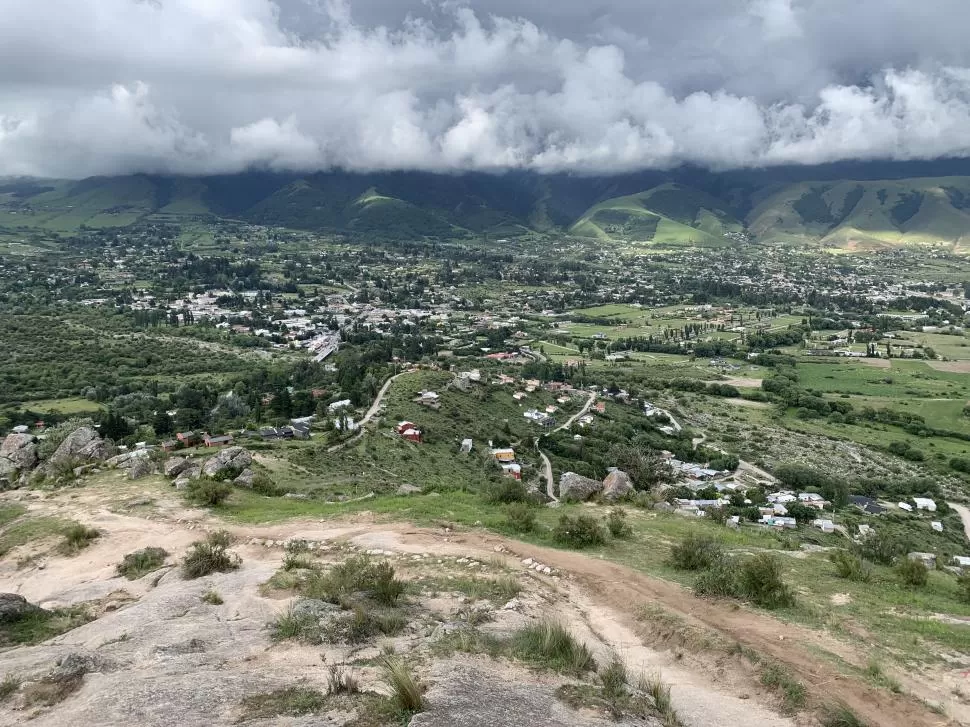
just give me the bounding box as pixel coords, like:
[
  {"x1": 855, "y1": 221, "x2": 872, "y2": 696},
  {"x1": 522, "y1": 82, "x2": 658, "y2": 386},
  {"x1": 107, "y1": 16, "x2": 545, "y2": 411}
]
[
  {"x1": 896, "y1": 558, "x2": 928, "y2": 588},
  {"x1": 605, "y1": 509, "x2": 633, "y2": 539},
  {"x1": 669, "y1": 532, "x2": 723, "y2": 571},
  {"x1": 327, "y1": 606, "x2": 405, "y2": 644},
  {"x1": 599, "y1": 655, "x2": 628, "y2": 707},
  {"x1": 512, "y1": 620, "x2": 596, "y2": 675},
  {"x1": 693, "y1": 560, "x2": 740, "y2": 599},
  {"x1": 116, "y1": 547, "x2": 169, "y2": 580},
  {"x1": 381, "y1": 655, "x2": 424, "y2": 718},
  {"x1": 304, "y1": 556, "x2": 406, "y2": 606},
  {"x1": 553, "y1": 514, "x2": 606, "y2": 549},
  {"x1": 181, "y1": 533, "x2": 240, "y2": 579},
  {"x1": 484, "y1": 478, "x2": 529, "y2": 504},
  {"x1": 201, "y1": 590, "x2": 224, "y2": 605},
  {"x1": 270, "y1": 608, "x2": 324, "y2": 644},
  {"x1": 59, "y1": 524, "x2": 100, "y2": 555},
  {"x1": 828, "y1": 550, "x2": 872, "y2": 583},
  {"x1": 183, "y1": 479, "x2": 233, "y2": 507},
  {"x1": 738, "y1": 554, "x2": 795, "y2": 609},
  {"x1": 504, "y1": 503, "x2": 537, "y2": 533},
  {"x1": 958, "y1": 573, "x2": 970, "y2": 604},
  {"x1": 858, "y1": 530, "x2": 903, "y2": 566}
]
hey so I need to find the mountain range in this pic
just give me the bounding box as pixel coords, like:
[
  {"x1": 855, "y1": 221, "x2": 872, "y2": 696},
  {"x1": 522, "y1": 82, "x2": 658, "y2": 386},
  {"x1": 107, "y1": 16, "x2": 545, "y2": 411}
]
[{"x1": 5, "y1": 159, "x2": 970, "y2": 248}]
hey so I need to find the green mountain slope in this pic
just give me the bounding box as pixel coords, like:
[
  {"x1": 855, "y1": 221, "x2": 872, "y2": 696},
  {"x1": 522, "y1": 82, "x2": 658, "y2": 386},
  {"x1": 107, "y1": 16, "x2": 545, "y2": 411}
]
[
  {"x1": 569, "y1": 183, "x2": 744, "y2": 243},
  {"x1": 748, "y1": 177, "x2": 970, "y2": 248}
]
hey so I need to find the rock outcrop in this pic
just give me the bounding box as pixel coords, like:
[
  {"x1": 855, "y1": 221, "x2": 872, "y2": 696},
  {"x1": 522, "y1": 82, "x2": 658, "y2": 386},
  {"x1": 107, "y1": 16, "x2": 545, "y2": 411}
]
[
  {"x1": 200, "y1": 447, "x2": 252, "y2": 478},
  {"x1": 162, "y1": 457, "x2": 192, "y2": 478},
  {"x1": 601, "y1": 470, "x2": 634, "y2": 502},
  {"x1": 558, "y1": 472, "x2": 603, "y2": 502},
  {"x1": 0, "y1": 433, "x2": 38, "y2": 482},
  {"x1": 233, "y1": 469, "x2": 255, "y2": 488},
  {"x1": 128, "y1": 458, "x2": 155, "y2": 480},
  {"x1": 49, "y1": 427, "x2": 111, "y2": 467}
]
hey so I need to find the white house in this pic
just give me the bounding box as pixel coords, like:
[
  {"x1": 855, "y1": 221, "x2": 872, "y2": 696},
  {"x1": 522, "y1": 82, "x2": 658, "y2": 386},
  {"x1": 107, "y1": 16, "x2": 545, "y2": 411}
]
[
  {"x1": 898, "y1": 502, "x2": 914, "y2": 512},
  {"x1": 931, "y1": 521, "x2": 943, "y2": 532},
  {"x1": 812, "y1": 519, "x2": 836, "y2": 534},
  {"x1": 913, "y1": 497, "x2": 937, "y2": 512}
]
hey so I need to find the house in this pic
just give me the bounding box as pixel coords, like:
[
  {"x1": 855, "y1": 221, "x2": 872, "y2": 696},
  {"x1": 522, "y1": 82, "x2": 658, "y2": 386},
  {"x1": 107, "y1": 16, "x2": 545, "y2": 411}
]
[
  {"x1": 524, "y1": 409, "x2": 554, "y2": 426},
  {"x1": 259, "y1": 427, "x2": 281, "y2": 440},
  {"x1": 760, "y1": 516, "x2": 797, "y2": 529},
  {"x1": 400, "y1": 427, "x2": 423, "y2": 443},
  {"x1": 513, "y1": 392, "x2": 528, "y2": 401},
  {"x1": 812, "y1": 519, "x2": 836, "y2": 533},
  {"x1": 289, "y1": 421, "x2": 312, "y2": 439},
  {"x1": 161, "y1": 440, "x2": 180, "y2": 452},
  {"x1": 176, "y1": 431, "x2": 199, "y2": 446},
  {"x1": 898, "y1": 502, "x2": 914, "y2": 512},
  {"x1": 328, "y1": 399, "x2": 353, "y2": 413},
  {"x1": 913, "y1": 497, "x2": 937, "y2": 512},
  {"x1": 768, "y1": 492, "x2": 797, "y2": 504},
  {"x1": 593, "y1": 402, "x2": 606, "y2": 414},
  {"x1": 798, "y1": 492, "x2": 825, "y2": 503},
  {"x1": 203, "y1": 433, "x2": 233, "y2": 447},
  {"x1": 11, "y1": 425, "x2": 29, "y2": 434},
  {"x1": 931, "y1": 521, "x2": 943, "y2": 532},
  {"x1": 460, "y1": 438, "x2": 473, "y2": 454},
  {"x1": 953, "y1": 556, "x2": 970, "y2": 570},
  {"x1": 490, "y1": 448, "x2": 516, "y2": 463},
  {"x1": 397, "y1": 421, "x2": 419, "y2": 435},
  {"x1": 417, "y1": 391, "x2": 440, "y2": 405},
  {"x1": 501, "y1": 463, "x2": 523, "y2": 480}
]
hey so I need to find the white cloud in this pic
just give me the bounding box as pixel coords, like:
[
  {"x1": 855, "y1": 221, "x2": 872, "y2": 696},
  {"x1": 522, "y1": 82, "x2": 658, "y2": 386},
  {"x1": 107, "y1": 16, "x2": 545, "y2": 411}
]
[{"x1": 2, "y1": 0, "x2": 970, "y2": 177}]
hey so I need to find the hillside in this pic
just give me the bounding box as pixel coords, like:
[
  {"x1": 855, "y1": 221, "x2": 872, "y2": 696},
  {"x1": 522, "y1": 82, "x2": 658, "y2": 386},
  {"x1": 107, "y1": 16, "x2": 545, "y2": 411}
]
[
  {"x1": 569, "y1": 183, "x2": 744, "y2": 244},
  {"x1": 748, "y1": 177, "x2": 970, "y2": 248},
  {"x1": 4, "y1": 167, "x2": 970, "y2": 246}
]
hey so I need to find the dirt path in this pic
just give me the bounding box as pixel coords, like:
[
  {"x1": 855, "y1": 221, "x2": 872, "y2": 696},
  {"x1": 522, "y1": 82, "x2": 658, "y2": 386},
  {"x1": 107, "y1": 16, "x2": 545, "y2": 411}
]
[
  {"x1": 551, "y1": 392, "x2": 597, "y2": 434},
  {"x1": 327, "y1": 370, "x2": 415, "y2": 453},
  {"x1": 6, "y1": 484, "x2": 948, "y2": 727},
  {"x1": 948, "y1": 502, "x2": 970, "y2": 543},
  {"x1": 536, "y1": 445, "x2": 556, "y2": 501}
]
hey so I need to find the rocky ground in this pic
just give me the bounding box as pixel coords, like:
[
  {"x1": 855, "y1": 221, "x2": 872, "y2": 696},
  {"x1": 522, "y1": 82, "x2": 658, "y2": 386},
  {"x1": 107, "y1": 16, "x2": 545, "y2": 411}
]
[{"x1": 0, "y1": 474, "x2": 957, "y2": 727}]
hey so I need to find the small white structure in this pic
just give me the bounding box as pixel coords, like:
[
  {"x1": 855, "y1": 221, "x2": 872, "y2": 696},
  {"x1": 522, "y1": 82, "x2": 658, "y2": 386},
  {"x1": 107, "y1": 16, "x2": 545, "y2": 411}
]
[
  {"x1": 11, "y1": 425, "x2": 28, "y2": 434},
  {"x1": 328, "y1": 399, "x2": 352, "y2": 413},
  {"x1": 813, "y1": 519, "x2": 836, "y2": 533},
  {"x1": 898, "y1": 502, "x2": 914, "y2": 512},
  {"x1": 931, "y1": 521, "x2": 943, "y2": 532},
  {"x1": 858, "y1": 524, "x2": 873, "y2": 537},
  {"x1": 907, "y1": 552, "x2": 936, "y2": 568},
  {"x1": 460, "y1": 438, "x2": 473, "y2": 454},
  {"x1": 913, "y1": 497, "x2": 937, "y2": 512},
  {"x1": 953, "y1": 556, "x2": 970, "y2": 569}
]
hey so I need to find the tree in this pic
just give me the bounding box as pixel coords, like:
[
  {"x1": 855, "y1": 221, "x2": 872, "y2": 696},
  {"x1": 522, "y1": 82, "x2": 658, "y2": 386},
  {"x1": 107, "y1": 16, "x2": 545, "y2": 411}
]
[{"x1": 152, "y1": 409, "x2": 174, "y2": 436}]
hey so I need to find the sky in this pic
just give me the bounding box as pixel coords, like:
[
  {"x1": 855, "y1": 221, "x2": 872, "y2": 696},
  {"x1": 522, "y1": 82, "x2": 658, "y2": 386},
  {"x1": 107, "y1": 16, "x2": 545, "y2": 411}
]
[{"x1": 2, "y1": 0, "x2": 970, "y2": 178}]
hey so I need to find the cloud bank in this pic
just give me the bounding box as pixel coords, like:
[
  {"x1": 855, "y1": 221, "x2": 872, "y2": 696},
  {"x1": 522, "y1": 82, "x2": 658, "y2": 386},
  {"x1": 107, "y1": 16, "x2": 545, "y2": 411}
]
[{"x1": 2, "y1": 0, "x2": 970, "y2": 178}]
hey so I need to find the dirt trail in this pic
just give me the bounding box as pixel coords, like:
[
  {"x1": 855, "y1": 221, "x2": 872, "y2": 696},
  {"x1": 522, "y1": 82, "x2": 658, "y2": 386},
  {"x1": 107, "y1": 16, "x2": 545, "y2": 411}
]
[
  {"x1": 2, "y1": 488, "x2": 952, "y2": 727},
  {"x1": 949, "y1": 502, "x2": 970, "y2": 543}
]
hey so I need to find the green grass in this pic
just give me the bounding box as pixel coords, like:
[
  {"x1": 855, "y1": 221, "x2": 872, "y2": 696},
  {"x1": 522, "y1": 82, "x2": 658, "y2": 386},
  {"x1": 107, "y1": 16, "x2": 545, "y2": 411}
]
[
  {"x1": 418, "y1": 574, "x2": 521, "y2": 604},
  {"x1": 239, "y1": 686, "x2": 329, "y2": 719},
  {"x1": 0, "y1": 515, "x2": 72, "y2": 558},
  {"x1": 0, "y1": 606, "x2": 93, "y2": 646},
  {"x1": 0, "y1": 503, "x2": 26, "y2": 528},
  {"x1": 116, "y1": 547, "x2": 169, "y2": 579},
  {"x1": 511, "y1": 620, "x2": 596, "y2": 675},
  {"x1": 760, "y1": 662, "x2": 807, "y2": 712}
]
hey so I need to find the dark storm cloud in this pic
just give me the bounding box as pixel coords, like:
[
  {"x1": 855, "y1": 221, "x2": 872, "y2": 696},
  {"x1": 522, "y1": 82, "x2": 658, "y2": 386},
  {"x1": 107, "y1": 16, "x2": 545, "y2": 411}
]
[{"x1": 2, "y1": 0, "x2": 970, "y2": 177}]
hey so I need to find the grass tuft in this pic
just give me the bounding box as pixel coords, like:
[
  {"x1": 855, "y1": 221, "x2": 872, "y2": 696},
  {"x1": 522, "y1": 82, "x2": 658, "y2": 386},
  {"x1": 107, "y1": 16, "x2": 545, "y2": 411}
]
[
  {"x1": 511, "y1": 619, "x2": 596, "y2": 675},
  {"x1": 58, "y1": 523, "x2": 100, "y2": 555},
  {"x1": 116, "y1": 547, "x2": 168, "y2": 580},
  {"x1": 239, "y1": 686, "x2": 328, "y2": 719},
  {"x1": 181, "y1": 533, "x2": 240, "y2": 580},
  {"x1": 380, "y1": 655, "x2": 424, "y2": 719},
  {"x1": 760, "y1": 662, "x2": 806, "y2": 712},
  {"x1": 820, "y1": 701, "x2": 867, "y2": 727}
]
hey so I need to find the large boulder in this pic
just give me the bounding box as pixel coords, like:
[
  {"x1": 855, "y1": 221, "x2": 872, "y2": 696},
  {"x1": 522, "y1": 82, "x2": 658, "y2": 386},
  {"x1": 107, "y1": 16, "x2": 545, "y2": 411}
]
[
  {"x1": 162, "y1": 457, "x2": 191, "y2": 478},
  {"x1": 233, "y1": 469, "x2": 255, "y2": 488},
  {"x1": 601, "y1": 470, "x2": 634, "y2": 502},
  {"x1": 0, "y1": 433, "x2": 38, "y2": 481},
  {"x1": 49, "y1": 427, "x2": 111, "y2": 466},
  {"x1": 0, "y1": 593, "x2": 47, "y2": 623},
  {"x1": 558, "y1": 472, "x2": 603, "y2": 502},
  {"x1": 201, "y1": 447, "x2": 252, "y2": 478},
  {"x1": 128, "y1": 458, "x2": 155, "y2": 480}
]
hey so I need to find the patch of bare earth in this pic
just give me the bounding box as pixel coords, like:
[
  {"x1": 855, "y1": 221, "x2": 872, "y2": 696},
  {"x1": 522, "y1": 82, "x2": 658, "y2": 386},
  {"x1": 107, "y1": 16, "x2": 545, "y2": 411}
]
[
  {"x1": 928, "y1": 360, "x2": 970, "y2": 373},
  {"x1": 0, "y1": 481, "x2": 956, "y2": 727}
]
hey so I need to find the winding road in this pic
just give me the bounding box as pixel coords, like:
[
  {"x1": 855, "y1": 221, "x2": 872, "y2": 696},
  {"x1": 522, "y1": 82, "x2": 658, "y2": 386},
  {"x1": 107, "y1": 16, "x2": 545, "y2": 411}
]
[
  {"x1": 535, "y1": 391, "x2": 598, "y2": 499},
  {"x1": 326, "y1": 370, "x2": 413, "y2": 453},
  {"x1": 949, "y1": 502, "x2": 970, "y2": 543}
]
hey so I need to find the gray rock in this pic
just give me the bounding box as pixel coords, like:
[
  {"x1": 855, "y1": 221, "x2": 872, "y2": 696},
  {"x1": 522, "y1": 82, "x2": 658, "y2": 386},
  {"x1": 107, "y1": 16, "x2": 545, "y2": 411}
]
[
  {"x1": 0, "y1": 592, "x2": 47, "y2": 623},
  {"x1": 200, "y1": 447, "x2": 252, "y2": 478},
  {"x1": 163, "y1": 457, "x2": 191, "y2": 478},
  {"x1": 0, "y1": 433, "x2": 39, "y2": 480},
  {"x1": 397, "y1": 484, "x2": 422, "y2": 496},
  {"x1": 558, "y1": 472, "x2": 603, "y2": 502},
  {"x1": 601, "y1": 470, "x2": 634, "y2": 502},
  {"x1": 128, "y1": 458, "x2": 155, "y2": 480},
  {"x1": 653, "y1": 501, "x2": 675, "y2": 513},
  {"x1": 233, "y1": 469, "x2": 255, "y2": 488},
  {"x1": 525, "y1": 484, "x2": 552, "y2": 505},
  {"x1": 49, "y1": 427, "x2": 111, "y2": 466}
]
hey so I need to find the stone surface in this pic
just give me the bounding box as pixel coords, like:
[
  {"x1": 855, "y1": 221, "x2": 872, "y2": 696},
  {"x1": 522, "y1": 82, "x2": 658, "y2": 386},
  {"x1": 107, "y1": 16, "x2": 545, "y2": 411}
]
[
  {"x1": 163, "y1": 457, "x2": 192, "y2": 478},
  {"x1": 397, "y1": 484, "x2": 422, "y2": 495},
  {"x1": 601, "y1": 470, "x2": 634, "y2": 502},
  {"x1": 0, "y1": 593, "x2": 47, "y2": 623},
  {"x1": 0, "y1": 433, "x2": 39, "y2": 479},
  {"x1": 200, "y1": 447, "x2": 252, "y2": 478},
  {"x1": 49, "y1": 427, "x2": 111, "y2": 466},
  {"x1": 128, "y1": 458, "x2": 155, "y2": 480},
  {"x1": 233, "y1": 469, "x2": 255, "y2": 488},
  {"x1": 558, "y1": 472, "x2": 603, "y2": 502}
]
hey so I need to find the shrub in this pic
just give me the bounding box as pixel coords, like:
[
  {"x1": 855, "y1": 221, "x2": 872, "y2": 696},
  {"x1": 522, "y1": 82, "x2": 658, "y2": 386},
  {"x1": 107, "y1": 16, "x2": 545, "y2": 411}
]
[
  {"x1": 896, "y1": 558, "x2": 928, "y2": 588},
  {"x1": 599, "y1": 655, "x2": 629, "y2": 706},
  {"x1": 760, "y1": 663, "x2": 806, "y2": 712},
  {"x1": 59, "y1": 524, "x2": 100, "y2": 555},
  {"x1": 820, "y1": 702, "x2": 866, "y2": 727},
  {"x1": 326, "y1": 665, "x2": 360, "y2": 696},
  {"x1": 116, "y1": 547, "x2": 168, "y2": 580},
  {"x1": 201, "y1": 590, "x2": 224, "y2": 605},
  {"x1": 859, "y1": 530, "x2": 903, "y2": 566},
  {"x1": 828, "y1": 550, "x2": 872, "y2": 583},
  {"x1": 205, "y1": 530, "x2": 234, "y2": 548},
  {"x1": 305, "y1": 556, "x2": 406, "y2": 606},
  {"x1": 181, "y1": 535, "x2": 240, "y2": 579},
  {"x1": 282, "y1": 552, "x2": 317, "y2": 571},
  {"x1": 738, "y1": 554, "x2": 795, "y2": 609},
  {"x1": 0, "y1": 675, "x2": 20, "y2": 702},
  {"x1": 327, "y1": 606, "x2": 405, "y2": 644},
  {"x1": 639, "y1": 674, "x2": 680, "y2": 726},
  {"x1": 693, "y1": 560, "x2": 740, "y2": 599},
  {"x1": 504, "y1": 502, "x2": 537, "y2": 533},
  {"x1": 370, "y1": 561, "x2": 406, "y2": 606},
  {"x1": 380, "y1": 655, "x2": 424, "y2": 718},
  {"x1": 605, "y1": 508, "x2": 633, "y2": 539},
  {"x1": 668, "y1": 532, "x2": 723, "y2": 571},
  {"x1": 484, "y1": 478, "x2": 528, "y2": 504},
  {"x1": 958, "y1": 573, "x2": 970, "y2": 604},
  {"x1": 553, "y1": 514, "x2": 606, "y2": 549},
  {"x1": 270, "y1": 608, "x2": 323, "y2": 644},
  {"x1": 183, "y1": 479, "x2": 233, "y2": 507},
  {"x1": 511, "y1": 619, "x2": 596, "y2": 675}
]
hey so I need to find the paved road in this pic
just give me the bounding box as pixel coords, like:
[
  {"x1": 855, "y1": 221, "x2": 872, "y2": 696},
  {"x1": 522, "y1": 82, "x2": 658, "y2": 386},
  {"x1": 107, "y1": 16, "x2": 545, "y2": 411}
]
[{"x1": 949, "y1": 502, "x2": 970, "y2": 543}]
